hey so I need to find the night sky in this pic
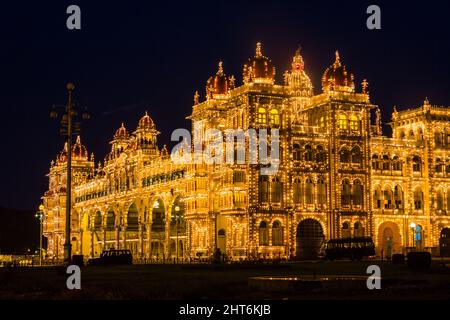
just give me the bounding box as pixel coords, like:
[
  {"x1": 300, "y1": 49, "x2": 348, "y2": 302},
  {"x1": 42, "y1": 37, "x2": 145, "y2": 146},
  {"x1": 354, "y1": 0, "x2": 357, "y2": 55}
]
[{"x1": 0, "y1": 0, "x2": 449, "y2": 211}]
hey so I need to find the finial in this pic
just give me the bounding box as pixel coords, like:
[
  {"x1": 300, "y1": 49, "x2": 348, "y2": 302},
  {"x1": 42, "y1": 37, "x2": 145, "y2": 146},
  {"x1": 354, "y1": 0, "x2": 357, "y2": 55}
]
[
  {"x1": 283, "y1": 70, "x2": 289, "y2": 85},
  {"x1": 194, "y1": 91, "x2": 199, "y2": 105},
  {"x1": 76, "y1": 135, "x2": 81, "y2": 144},
  {"x1": 424, "y1": 97, "x2": 430, "y2": 105},
  {"x1": 66, "y1": 82, "x2": 75, "y2": 91},
  {"x1": 334, "y1": 50, "x2": 341, "y2": 67},
  {"x1": 217, "y1": 61, "x2": 223, "y2": 75},
  {"x1": 90, "y1": 152, "x2": 95, "y2": 162},
  {"x1": 229, "y1": 75, "x2": 235, "y2": 89},
  {"x1": 256, "y1": 42, "x2": 262, "y2": 57},
  {"x1": 144, "y1": 111, "x2": 148, "y2": 116},
  {"x1": 361, "y1": 79, "x2": 369, "y2": 94}
]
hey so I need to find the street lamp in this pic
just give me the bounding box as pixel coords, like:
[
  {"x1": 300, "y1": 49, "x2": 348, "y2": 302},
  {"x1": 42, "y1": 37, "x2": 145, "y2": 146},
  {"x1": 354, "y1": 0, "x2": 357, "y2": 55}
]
[
  {"x1": 35, "y1": 204, "x2": 45, "y2": 266},
  {"x1": 50, "y1": 83, "x2": 90, "y2": 264},
  {"x1": 409, "y1": 222, "x2": 416, "y2": 249}
]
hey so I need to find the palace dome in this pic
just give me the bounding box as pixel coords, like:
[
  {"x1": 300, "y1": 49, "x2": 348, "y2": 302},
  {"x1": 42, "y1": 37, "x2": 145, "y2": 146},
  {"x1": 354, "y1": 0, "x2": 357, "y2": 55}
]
[
  {"x1": 285, "y1": 48, "x2": 313, "y2": 96},
  {"x1": 321, "y1": 51, "x2": 355, "y2": 93},
  {"x1": 114, "y1": 123, "x2": 129, "y2": 140},
  {"x1": 206, "y1": 61, "x2": 234, "y2": 99},
  {"x1": 72, "y1": 136, "x2": 88, "y2": 160},
  {"x1": 243, "y1": 42, "x2": 276, "y2": 84},
  {"x1": 138, "y1": 111, "x2": 155, "y2": 130}
]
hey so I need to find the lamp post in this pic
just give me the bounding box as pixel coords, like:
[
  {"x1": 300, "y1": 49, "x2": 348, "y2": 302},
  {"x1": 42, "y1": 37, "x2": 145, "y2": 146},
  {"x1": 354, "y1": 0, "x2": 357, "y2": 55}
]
[
  {"x1": 409, "y1": 222, "x2": 416, "y2": 250},
  {"x1": 35, "y1": 204, "x2": 45, "y2": 266},
  {"x1": 50, "y1": 83, "x2": 90, "y2": 264}
]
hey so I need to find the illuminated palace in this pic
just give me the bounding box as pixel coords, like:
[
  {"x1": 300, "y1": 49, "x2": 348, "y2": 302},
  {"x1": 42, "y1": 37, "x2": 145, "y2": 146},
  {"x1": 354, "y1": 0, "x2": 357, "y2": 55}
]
[{"x1": 42, "y1": 43, "x2": 450, "y2": 261}]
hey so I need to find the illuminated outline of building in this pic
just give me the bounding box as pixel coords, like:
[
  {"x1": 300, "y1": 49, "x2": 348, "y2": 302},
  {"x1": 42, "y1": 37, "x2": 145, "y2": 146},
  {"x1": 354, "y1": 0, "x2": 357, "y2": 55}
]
[{"x1": 42, "y1": 43, "x2": 450, "y2": 260}]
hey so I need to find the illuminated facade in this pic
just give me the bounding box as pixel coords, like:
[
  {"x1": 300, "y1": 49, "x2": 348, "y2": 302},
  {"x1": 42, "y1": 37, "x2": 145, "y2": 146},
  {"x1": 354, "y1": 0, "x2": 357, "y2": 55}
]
[{"x1": 42, "y1": 43, "x2": 450, "y2": 261}]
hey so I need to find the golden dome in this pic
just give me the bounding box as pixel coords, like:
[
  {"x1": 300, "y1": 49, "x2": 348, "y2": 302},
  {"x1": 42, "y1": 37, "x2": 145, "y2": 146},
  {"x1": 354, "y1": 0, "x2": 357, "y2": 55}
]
[
  {"x1": 206, "y1": 61, "x2": 234, "y2": 99},
  {"x1": 114, "y1": 123, "x2": 129, "y2": 140},
  {"x1": 72, "y1": 136, "x2": 88, "y2": 160},
  {"x1": 321, "y1": 51, "x2": 355, "y2": 93},
  {"x1": 243, "y1": 42, "x2": 276, "y2": 84},
  {"x1": 138, "y1": 111, "x2": 155, "y2": 130}
]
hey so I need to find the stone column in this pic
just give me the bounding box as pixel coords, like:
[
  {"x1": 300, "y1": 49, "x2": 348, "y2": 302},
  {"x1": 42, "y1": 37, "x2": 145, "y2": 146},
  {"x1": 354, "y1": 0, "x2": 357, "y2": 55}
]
[
  {"x1": 138, "y1": 224, "x2": 143, "y2": 258},
  {"x1": 146, "y1": 223, "x2": 152, "y2": 259},
  {"x1": 102, "y1": 227, "x2": 107, "y2": 251},
  {"x1": 115, "y1": 226, "x2": 120, "y2": 249},
  {"x1": 89, "y1": 229, "x2": 94, "y2": 258},
  {"x1": 79, "y1": 229, "x2": 83, "y2": 255},
  {"x1": 122, "y1": 225, "x2": 127, "y2": 250}
]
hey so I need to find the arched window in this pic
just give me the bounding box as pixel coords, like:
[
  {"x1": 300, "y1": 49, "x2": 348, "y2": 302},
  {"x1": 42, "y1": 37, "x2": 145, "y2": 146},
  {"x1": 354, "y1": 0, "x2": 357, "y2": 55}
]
[
  {"x1": 257, "y1": 107, "x2": 267, "y2": 124},
  {"x1": 269, "y1": 109, "x2": 280, "y2": 125},
  {"x1": 435, "y1": 158, "x2": 443, "y2": 173},
  {"x1": 435, "y1": 132, "x2": 443, "y2": 146},
  {"x1": 412, "y1": 156, "x2": 421, "y2": 172},
  {"x1": 409, "y1": 130, "x2": 415, "y2": 139},
  {"x1": 341, "y1": 179, "x2": 351, "y2": 206},
  {"x1": 383, "y1": 187, "x2": 393, "y2": 209},
  {"x1": 317, "y1": 179, "x2": 326, "y2": 205},
  {"x1": 259, "y1": 176, "x2": 269, "y2": 202},
  {"x1": 382, "y1": 155, "x2": 390, "y2": 171},
  {"x1": 372, "y1": 154, "x2": 380, "y2": 170},
  {"x1": 316, "y1": 145, "x2": 327, "y2": 162},
  {"x1": 437, "y1": 190, "x2": 444, "y2": 211},
  {"x1": 414, "y1": 187, "x2": 423, "y2": 210},
  {"x1": 393, "y1": 156, "x2": 402, "y2": 171},
  {"x1": 304, "y1": 145, "x2": 313, "y2": 161},
  {"x1": 271, "y1": 177, "x2": 282, "y2": 203},
  {"x1": 353, "y1": 180, "x2": 363, "y2": 205},
  {"x1": 342, "y1": 222, "x2": 350, "y2": 238},
  {"x1": 259, "y1": 221, "x2": 269, "y2": 245},
  {"x1": 272, "y1": 221, "x2": 283, "y2": 245},
  {"x1": 349, "y1": 115, "x2": 360, "y2": 131},
  {"x1": 293, "y1": 144, "x2": 301, "y2": 161},
  {"x1": 340, "y1": 147, "x2": 351, "y2": 163},
  {"x1": 339, "y1": 114, "x2": 348, "y2": 130},
  {"x1": 305, "y1": 178, "x2": 314, "y2": 204},
  {"x1": 354, "y1": 222, "x2": 364, "y2": 237},
  {"x1": 351, "y1": 146, "x2": 362, "y2": 164},
  {"x1": 293, "y1": 178, "x2": 303, "y2": 204},
  {"x1": 374, "y1": 186, "x2": 382, "y2": 209},
  {"x1": 394, "y1": 185, "x2": 404, "y2": 210},
  {"x1": 319, "y1": 116, "x2": 325, "y2": 128}
]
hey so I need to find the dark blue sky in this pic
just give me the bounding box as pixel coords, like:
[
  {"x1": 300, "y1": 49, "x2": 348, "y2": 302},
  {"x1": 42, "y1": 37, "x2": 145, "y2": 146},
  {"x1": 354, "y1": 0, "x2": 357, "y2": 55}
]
[{"x1": 1, "y1": 0, "x2": 449, "y2": 210}]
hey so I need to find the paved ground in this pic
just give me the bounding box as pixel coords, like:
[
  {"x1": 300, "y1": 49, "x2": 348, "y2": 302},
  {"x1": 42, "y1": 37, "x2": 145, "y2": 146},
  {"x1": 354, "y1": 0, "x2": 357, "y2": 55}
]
[{"x1": 1, "y1": 260, "x2": 450, "y2": 299}]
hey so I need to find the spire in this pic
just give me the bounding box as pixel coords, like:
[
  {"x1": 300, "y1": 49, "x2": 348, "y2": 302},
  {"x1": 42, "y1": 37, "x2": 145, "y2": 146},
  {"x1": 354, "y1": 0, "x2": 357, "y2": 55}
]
[
  {"x1": 256, "y1": 42, "x2": 262, "y2": 57},
  {"x1": 361, "y1": 79, "x2": 369, "y2": 94},
  {"x1": 217, "y1": 61, "x2": 224, "y2": 75},
  {"x1": 334, "y1": 50, "x2": 341, "y2": 67},
  {"x1": 194, "y1": 91, "x2": 199, "y2": 105},
  {"x1": 292, "y1": 47, "x2": 304, "y2": 71},
  {"x1": 229, "y1": 75, "x2": 235, "y2": 89}
]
